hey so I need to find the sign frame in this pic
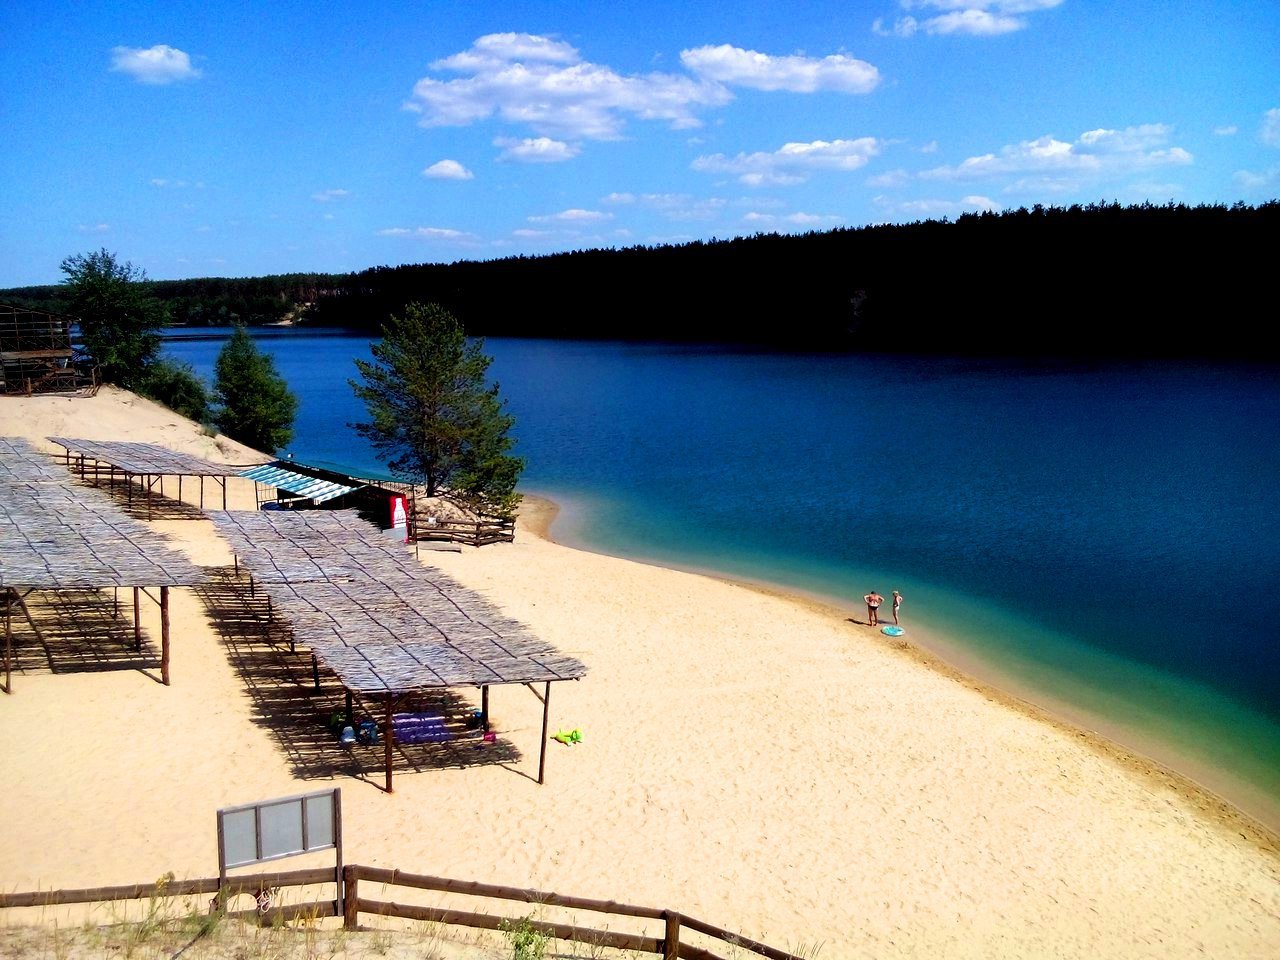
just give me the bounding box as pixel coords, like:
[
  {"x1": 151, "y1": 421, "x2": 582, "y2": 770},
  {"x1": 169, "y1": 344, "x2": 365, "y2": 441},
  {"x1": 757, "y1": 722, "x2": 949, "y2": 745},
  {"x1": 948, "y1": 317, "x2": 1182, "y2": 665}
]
[{"x1": 216, "y1": 788, "x2": 343, "y2": 914}]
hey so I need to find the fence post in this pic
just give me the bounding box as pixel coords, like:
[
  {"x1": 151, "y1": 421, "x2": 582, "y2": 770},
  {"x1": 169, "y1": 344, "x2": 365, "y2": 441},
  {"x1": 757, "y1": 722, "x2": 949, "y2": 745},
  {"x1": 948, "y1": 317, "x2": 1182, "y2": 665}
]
[
  {"x1": 663, "y1": 910, "x2": 681, "y2": 960},
  {"x1": 343, "y1": 866, "x2": 359, "y2": 930}
]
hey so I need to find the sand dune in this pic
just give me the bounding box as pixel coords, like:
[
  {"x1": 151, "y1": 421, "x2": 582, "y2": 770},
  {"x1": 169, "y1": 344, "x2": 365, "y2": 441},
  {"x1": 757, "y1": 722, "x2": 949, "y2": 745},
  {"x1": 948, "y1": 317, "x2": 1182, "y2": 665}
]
[{"x1": 1, "y1": 387, "x2": 1277, "y2": 958}]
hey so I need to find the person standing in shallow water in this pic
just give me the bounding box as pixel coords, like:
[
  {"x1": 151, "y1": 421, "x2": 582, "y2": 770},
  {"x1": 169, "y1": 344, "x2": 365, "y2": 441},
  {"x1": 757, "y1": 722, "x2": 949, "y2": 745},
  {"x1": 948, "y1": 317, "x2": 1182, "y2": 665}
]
[
  {"x1": 892, "y1": 590, "x2": 903, "y2": 626},
  {"x1": 864, "y1": 590, "x2": 884, "y2": 626}
]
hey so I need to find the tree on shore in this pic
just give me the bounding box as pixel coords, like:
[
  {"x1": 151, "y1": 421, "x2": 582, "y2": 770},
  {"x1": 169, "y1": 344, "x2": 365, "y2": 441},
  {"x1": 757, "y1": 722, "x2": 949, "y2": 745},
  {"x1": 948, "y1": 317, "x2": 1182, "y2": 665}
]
[
  {"x1": 350, "y1": 301, "x2": 524, "y2": 516},
  {"x1": 59, "y1": 248, "x2": 166, "y2": 389},
  {"x1": 213, "y1": 326, "x2": 297, "y2": 453}
]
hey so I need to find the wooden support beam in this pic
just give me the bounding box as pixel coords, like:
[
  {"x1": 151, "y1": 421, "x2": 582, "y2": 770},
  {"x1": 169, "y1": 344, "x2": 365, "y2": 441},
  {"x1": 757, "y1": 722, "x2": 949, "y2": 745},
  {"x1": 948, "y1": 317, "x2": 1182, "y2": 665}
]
[
  {"x1": 342, "y1": 866, "x2": 359, "y2": 930},
  {"x1": 538, "y1": 681, "x2": 551, "y2": 785},
  {"x1": 132, "y1": 587, "x2": 142, "y2": 651},
  {"x1": 345, "y1": 689, "x2": 353, "y2": 726},
  {"x1": 663, "y1": 910, "x2": 682, "y2": 960},
  {"x1": 4, "y1": 589, "x2": 12, "y2": 695},
  {"x1": 384, "y1": 695, "x2": 394, "y2": 794},
  {"x1": 481, "y1": 685, "x2": 490, "y2": 732},
  {"x1": 312, "y1": 654, "x2": 320, "y2": 691},
  {"x1": 160, "y1": 585, "x2": 170, "y2": 686}
]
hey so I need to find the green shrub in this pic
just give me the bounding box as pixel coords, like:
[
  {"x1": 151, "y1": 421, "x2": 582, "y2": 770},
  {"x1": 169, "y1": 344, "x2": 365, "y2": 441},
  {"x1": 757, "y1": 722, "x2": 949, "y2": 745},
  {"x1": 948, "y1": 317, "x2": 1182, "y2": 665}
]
[{"x1": 139, "y1": 358, "x2": 211, "y2": 423}]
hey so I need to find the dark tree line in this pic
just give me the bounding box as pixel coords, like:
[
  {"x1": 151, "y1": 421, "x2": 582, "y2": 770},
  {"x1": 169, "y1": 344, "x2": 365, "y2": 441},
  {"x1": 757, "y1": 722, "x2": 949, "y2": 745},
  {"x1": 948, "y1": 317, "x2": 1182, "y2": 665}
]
[
  {"x1": 5, "y1": 273, "x2": 342, "y2": 327},
  {"x1": 307, "y1": 200, "x2": 1277, "y2": 358},
  {"x1": 7, "y1": 201, "x2": 1277, "y2": 358}
]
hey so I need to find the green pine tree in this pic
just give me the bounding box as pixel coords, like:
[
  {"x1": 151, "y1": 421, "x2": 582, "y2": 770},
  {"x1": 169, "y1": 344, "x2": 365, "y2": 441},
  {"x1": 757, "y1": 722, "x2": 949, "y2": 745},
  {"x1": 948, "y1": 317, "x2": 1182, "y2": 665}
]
[
  {"x1": 213, "y1": 326, "x2": 297, "y2": 453},
  {"x1": 350, "y1": 301, "x2": 524, "y2": 517}
]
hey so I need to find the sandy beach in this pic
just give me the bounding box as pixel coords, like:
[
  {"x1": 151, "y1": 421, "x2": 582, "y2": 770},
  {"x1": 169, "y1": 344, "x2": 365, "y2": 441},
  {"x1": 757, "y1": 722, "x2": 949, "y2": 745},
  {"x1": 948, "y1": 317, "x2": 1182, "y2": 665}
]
[{"x1": 1, "y1": 387, "x2": 1278, "y2": 958}]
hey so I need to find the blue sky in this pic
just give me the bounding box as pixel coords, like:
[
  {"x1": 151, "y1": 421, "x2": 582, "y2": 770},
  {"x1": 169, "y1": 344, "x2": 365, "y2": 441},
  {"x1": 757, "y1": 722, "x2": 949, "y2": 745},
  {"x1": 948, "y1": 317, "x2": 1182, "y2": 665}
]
[{"x1": 2, "y1": 0, "x2": 1277, "y2": 286}]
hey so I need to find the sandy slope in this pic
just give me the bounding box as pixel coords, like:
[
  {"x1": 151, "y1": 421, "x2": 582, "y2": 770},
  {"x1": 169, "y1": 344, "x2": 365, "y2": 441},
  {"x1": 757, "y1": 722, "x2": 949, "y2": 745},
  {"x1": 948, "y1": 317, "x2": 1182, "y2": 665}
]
[{"x1": 0, "y1": 388, "x2": 1277, "y2": 959}]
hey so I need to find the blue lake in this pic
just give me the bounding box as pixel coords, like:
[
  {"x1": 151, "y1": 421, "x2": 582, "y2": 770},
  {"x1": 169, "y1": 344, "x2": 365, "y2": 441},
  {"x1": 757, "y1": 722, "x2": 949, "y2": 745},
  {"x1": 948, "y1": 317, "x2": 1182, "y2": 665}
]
[{"x1": 165, "y1": 327, "x2": 1280, "y2": 824}]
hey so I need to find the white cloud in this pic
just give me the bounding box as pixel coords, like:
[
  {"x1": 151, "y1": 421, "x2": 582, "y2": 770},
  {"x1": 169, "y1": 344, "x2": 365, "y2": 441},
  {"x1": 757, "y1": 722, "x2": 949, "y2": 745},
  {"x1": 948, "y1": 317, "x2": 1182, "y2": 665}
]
[
  {"x1": 920, "y1": 140, "x2": 939, "y2": 153},
  {"x1": 423, "y1": 159, "x2": 474, "y2": 180},
  {"x1": 377, "y1": 226, "x2": 474, "y2": 240},
  {"x1": 1213, "y1": 125, "x2": 1238, "y2": 137},
  {"x1": 694, "y1": 137, "x2": 881, "y2": 186},
  {"x1": 921, "y1": 124, "x2": 1192, "y2": 183},
  {"x1": 874, "y1": 0, "x2": 1061, "y2": 37},
  {"x1": 680, "y1": 45, "x2": 878, "y2": 94},
  {"x1": 77, "y1": 222, "x2": 110, "y2": 233},
  {"x1": 1234, "y1": 166, "x2": 1279, "y2": 190},
  {"x1": 406, "y1": 32, "x2": 730, "y2": 141},
  {"x1": 1261, "y1": 108, "x2": 1280, "y2": 147},
  {"x1": 110, "y1": 44, "x2": 200, "y2": 84},
  {"x1": 873, "y1": 194, "x2": 997, "y2": 217},
  {"x1": 527, "y1": 208, "x2": 612, "y2": 223},
  {"x1": 311, "y1": 188, "x2": 350, "y2": 202},
  {"x1": 743, "y1": 211, "x2": 841, "y2": 227},
  {"x1": 494, "y1": 137, "x2": 580, "y2": 163},
  {"x1": 512, "y1": 228, "x2": 551, "y2": 238},
  {"x1": 867, "y1": 168, "x2": 911, "y2": 188},
  {"x1": 601, "y1": 192, "x2": 729, "y2": 221}
]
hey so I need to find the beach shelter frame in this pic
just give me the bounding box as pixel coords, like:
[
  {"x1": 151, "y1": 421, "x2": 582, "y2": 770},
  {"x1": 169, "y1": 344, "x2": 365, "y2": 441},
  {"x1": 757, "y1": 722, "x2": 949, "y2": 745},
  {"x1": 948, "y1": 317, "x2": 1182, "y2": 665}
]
[
  {"x1": 47, "y1": 437, "x2": 266, "y2": 515},
  {"x1": 208, "y1": 510, "x2": 585, "y2": 791},
  {"x1": 1, "y1": 438, "x2": 204, "y2": 693}
]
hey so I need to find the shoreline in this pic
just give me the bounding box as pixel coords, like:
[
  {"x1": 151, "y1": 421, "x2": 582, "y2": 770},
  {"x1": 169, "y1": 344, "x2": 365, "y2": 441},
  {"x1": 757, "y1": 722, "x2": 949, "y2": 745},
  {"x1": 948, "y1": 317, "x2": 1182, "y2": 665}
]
[{"x1": 518, "y1": 491, "x2": 1280, "y2": 846}]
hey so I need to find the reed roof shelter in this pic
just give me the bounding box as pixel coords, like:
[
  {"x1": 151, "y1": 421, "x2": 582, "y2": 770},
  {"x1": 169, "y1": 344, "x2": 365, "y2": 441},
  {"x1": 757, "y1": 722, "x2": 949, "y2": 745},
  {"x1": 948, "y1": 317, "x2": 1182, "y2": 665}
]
[
  {"x1": 1, "y1": 437, "x2": 206, "y2": 693},
  {"x1": 209, "y1": 510, "x2": 586, "y2": 791},
  {"x1": 48, "y1": 437, "x2": 267, "y2": 514}
]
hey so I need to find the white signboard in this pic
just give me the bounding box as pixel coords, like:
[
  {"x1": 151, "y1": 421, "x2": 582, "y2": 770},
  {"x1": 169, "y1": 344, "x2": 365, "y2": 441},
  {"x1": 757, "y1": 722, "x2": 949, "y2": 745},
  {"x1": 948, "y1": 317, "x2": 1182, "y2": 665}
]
[{"x1": 218, "y1": 788, "x2": 341, "y2": 870}]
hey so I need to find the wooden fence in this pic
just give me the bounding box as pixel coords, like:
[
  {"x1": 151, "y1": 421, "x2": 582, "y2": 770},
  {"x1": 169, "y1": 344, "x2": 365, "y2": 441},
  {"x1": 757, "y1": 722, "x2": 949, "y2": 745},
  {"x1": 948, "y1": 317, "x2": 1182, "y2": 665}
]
[
  {"x1": 0, "y1": 864, "x2": 805, "y2": 960},
  {"x1": 409, "y1": 516, "x2": 515, "y2": 548}
]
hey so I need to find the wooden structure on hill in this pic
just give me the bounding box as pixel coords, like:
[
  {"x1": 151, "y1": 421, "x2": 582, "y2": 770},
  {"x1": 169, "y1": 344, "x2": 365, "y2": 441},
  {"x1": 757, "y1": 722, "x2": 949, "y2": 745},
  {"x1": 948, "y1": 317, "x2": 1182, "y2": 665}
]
[
  {"x1": 0, "y1": 303, "x2": 91, "y2": 395},
  {"x1": 0, "y1": 437, "x2": 206, "y2": 692},
  {"x1": 48, "y1": 437, "x2": 266, "y2": 514},
  {"x1": 209, "y1": 510, "x2": 585, "y2": 791}
]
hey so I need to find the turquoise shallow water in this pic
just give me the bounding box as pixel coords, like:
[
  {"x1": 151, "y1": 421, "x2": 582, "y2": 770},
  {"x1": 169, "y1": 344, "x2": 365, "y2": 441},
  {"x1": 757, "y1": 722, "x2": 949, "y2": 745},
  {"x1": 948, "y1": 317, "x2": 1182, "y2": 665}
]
[{"x1": 165, "y1": 329, "x2": 1280, "y2": 823}]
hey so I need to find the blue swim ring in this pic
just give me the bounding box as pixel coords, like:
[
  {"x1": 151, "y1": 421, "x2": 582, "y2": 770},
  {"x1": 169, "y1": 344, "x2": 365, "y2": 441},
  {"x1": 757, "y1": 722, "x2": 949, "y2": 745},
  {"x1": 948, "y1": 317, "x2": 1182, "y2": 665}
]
[{"x1": 881, "y1": 625, "x2": 905, "y2": 637}]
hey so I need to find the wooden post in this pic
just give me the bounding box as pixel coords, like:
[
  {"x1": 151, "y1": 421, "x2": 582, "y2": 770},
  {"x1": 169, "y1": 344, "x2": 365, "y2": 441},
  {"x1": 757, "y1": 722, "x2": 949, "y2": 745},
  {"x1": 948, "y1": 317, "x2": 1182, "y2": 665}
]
[
  {"x1": 132, "y1": 587, "x2": 142, "y2": 650},
  {"x1": 178, "y1": 475, "x2": 183, "y2": 503},
  {"x1": 345, "y1": 689, "x2": 353, "y2": 726},
  {"x1": 312, "y1": 654, "x2": 320, "y2": 691},
  {"x1": 4, "y1": 589, "x2": 12, "y2": 695},
  {"x1": 481, "y1": 685, "x2": 490, "y2": 732},
  {"x1": 384, "y1": 695, "x2": 395, "y2": 794},
  {"x1": 221, "y1": 477, "x2": 227, "y2": 510},
  {"x1": 160, "y1": 586, "x2": 170, "y2": 686},
  {"x1": 342, "y1": 866, "x2": 359, "y2": 930},
  {"x1": 663, "y1": 911, "x2": 682, "y2": 960},
  {"x1": 200, "y1": 475, "x2": 205, "y2": 510},
  {"x1": 538, "y1": 681, "x2": 551, "y2": 785}
]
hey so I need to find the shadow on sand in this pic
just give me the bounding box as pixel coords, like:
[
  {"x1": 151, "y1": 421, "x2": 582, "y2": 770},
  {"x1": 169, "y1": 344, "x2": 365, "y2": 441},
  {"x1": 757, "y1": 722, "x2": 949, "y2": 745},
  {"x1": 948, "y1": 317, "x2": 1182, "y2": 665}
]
[
  {"x1": 5, "y1": 588, "x2": 163, "y2": 681},
  {"x1": 193, "y1": 567, "x2": 523, "y2": 789}
]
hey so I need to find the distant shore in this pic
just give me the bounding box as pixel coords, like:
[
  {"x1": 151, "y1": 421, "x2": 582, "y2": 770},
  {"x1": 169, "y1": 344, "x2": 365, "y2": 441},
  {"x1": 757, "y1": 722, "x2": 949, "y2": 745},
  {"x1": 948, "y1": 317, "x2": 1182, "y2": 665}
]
[{"x1": 2, "y1": 390, "x2": 1278, "y2": 957}]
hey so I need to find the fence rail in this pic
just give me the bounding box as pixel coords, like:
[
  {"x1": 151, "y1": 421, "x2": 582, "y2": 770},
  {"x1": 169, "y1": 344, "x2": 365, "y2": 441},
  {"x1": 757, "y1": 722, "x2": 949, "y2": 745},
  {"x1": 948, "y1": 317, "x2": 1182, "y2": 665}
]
[
  {"x1": 408, "y1": 516, "x2": 515, "y2": 547},
  {"x1": 0, "y1": 864, "x2": 805, "y2": 960}
]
